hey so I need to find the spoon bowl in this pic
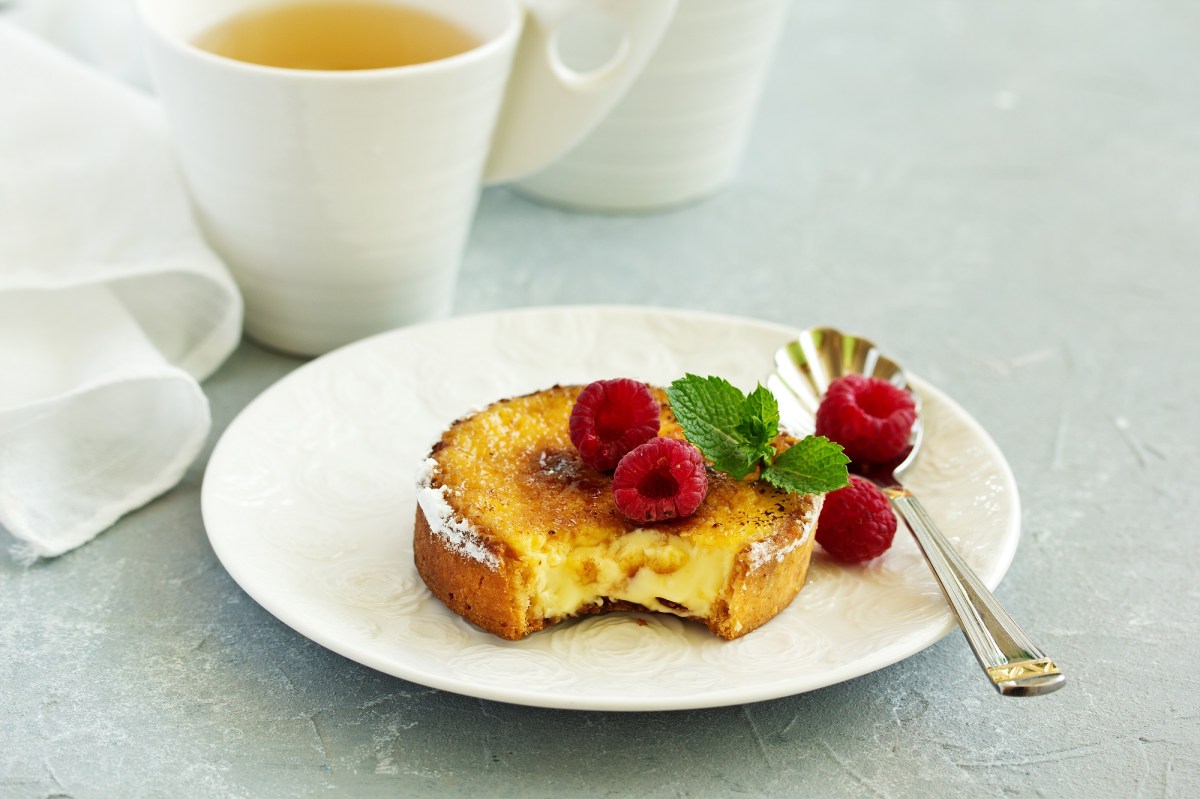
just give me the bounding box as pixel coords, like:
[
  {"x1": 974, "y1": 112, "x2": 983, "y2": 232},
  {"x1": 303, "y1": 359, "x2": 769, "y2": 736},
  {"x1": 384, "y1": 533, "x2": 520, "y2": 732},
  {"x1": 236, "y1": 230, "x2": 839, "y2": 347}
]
[
  {"x1": 767, "y1": 327, "x2": 925, "y2": 484},
  {"x1": 768, "y1": 327, "x2": 1065, "y2": 697}
]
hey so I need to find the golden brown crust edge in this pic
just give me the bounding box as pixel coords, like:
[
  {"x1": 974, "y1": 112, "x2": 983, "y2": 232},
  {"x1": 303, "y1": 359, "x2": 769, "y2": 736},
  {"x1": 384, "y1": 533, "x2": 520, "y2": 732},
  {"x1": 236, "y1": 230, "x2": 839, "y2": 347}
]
[
  {"x1": 709, "y1": 493, "x2": 823, "y2": 639},
  {"x1": 413, "y1": 508, "x2": 541, "y2": 641}
]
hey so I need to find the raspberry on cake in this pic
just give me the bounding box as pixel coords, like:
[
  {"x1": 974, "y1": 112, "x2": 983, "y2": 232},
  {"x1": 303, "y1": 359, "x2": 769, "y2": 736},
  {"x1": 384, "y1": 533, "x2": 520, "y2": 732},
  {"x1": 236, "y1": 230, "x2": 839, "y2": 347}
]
[
  {"x1": 612, "y1": 436, "x2": 708, "y2": 522},
  {"x1": 413, "y1": 385, "x2": 823, "y2": 640},
  {"x1": 568, "y1": 378, "x2": 660, "y2": 472}
]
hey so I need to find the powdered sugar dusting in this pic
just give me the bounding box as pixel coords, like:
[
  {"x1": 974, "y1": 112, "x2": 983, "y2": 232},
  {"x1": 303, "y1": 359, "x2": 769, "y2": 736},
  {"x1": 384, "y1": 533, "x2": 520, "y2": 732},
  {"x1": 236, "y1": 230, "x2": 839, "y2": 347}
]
[
  {"x1": 415, "y1": 457, "x2": 499, "y2": 570},
  {"x1": 747, "y1": 497, "x2": 823, "y2": 571}
]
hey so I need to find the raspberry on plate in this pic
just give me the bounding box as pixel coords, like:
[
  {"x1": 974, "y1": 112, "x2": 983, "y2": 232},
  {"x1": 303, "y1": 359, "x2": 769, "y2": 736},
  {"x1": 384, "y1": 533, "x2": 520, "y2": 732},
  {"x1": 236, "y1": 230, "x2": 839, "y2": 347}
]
[
  {"x1": 815, "y1": 374, "x2": 916, "y2": 465},
  {"x1": 569, "y1": 378, "x2": 661, "y2": 472},
  {"x1": 612, "y1": 437, "x2": 708, "y2": 523},
  {"x1": 815, "y1": 475, "x2": 897, "y2": 563}
]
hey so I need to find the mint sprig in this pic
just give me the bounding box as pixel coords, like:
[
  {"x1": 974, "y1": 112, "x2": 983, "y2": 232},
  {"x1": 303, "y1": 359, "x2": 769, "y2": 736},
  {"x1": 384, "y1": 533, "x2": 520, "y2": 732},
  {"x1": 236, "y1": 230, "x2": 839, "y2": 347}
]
[{"x1": 666, "y1": 374, "x2": 849, "y2": 494}]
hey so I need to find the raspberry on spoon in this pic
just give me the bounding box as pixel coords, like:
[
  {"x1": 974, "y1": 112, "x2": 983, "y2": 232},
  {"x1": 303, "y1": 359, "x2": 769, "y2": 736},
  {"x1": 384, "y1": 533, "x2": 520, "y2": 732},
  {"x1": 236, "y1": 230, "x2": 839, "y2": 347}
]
[
  {"x1": 612, "y1": 437, "x2": 708, "y2": 522},
  {"x1": 815, "y1": 374, "x2": 916, "y2": 465},
  {"x1": 569, "y1": 378, "x2": 661, "y2": 472}
]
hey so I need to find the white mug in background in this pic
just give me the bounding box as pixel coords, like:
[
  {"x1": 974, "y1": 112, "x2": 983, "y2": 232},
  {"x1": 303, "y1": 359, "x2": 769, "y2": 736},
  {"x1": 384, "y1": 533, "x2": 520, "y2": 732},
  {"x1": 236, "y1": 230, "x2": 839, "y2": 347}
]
[
  {"x1": 137, "y1": 0, "x2": 677, "y2": 356},
  {"x1": 516, "y1": 0, "x2": 789, "y2": 212}
]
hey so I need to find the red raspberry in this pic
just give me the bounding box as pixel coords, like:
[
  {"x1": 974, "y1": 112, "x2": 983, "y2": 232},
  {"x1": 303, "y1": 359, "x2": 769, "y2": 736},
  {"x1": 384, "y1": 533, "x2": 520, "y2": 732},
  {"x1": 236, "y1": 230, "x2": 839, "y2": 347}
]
[
  {"x1": 816, "y1": 475, "x2": 897, "y2": 563},
  {"x1": 569, "y1": 378, "x2": 661, "y2": 472},
  {"x1": 612, "y1": 437, "x2": 708, "y2": 522},
  {"x1": 815, "y1": 374, "x2": 917, "y2": 465}
]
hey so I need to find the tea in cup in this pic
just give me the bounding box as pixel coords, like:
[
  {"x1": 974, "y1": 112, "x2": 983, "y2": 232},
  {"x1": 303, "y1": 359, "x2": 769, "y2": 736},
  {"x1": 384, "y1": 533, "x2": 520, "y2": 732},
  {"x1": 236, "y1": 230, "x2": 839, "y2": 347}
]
[{"x1": 138, "y1": 0, "x2": 677, "y2": 355}]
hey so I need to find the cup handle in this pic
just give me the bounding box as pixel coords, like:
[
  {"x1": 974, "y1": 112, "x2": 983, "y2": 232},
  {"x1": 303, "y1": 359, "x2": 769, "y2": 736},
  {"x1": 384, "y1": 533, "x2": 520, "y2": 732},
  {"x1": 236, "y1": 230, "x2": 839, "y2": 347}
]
[{"x1": 482, "y1": 0, "x2": 678, "y2": 185}]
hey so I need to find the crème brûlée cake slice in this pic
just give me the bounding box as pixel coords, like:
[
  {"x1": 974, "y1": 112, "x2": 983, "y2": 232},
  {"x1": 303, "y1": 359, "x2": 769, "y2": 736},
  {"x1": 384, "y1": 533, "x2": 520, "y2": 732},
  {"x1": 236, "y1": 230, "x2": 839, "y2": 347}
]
[{"x1": 413, "y1": 385, "x2": 823, "y2": 640}]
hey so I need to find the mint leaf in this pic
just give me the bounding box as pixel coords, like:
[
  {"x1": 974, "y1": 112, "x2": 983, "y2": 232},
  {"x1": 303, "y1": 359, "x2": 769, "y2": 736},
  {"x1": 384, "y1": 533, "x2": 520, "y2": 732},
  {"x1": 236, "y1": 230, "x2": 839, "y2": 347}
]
[
  {"x1": 743, "y1": 384, "x2": 780, "y2": 438},
  {"x1": 761, "y1": 436, "x2": 851, "y2": 495},
  {"x1": 735, "y1": 417, "x2": 776, "y2": 465},
  {"x1": 666, "y1": 375, "x2": 759, "y2": 479},
  {"x1": 738, "y1": 385, "x2": 780, "y2": 463}
]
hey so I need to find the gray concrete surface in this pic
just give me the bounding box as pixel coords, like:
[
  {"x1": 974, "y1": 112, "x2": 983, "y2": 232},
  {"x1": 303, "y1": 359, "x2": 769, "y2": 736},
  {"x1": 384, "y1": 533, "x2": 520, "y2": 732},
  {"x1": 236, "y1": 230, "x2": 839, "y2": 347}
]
[{"x1": 3, "y1": 0, "x2": 1198, "y2": 796}]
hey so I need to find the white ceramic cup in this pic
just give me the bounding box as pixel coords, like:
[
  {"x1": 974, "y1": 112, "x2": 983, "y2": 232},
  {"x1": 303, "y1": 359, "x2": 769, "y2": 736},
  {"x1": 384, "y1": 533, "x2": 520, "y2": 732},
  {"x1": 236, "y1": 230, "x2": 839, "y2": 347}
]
[
  {"x1": 137, "y1": 0, "x2": 676, "y2": 356},
  {"x1": 516, "y1": 0, "x2": 789, "y2": 212}
]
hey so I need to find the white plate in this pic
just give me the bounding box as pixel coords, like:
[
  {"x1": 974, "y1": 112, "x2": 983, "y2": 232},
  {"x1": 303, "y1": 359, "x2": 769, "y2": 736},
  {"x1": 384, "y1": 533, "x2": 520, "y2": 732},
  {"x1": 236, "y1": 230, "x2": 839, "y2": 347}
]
[{"x1": 202, "y1": 306, "x2": 1020, "y2": 711}]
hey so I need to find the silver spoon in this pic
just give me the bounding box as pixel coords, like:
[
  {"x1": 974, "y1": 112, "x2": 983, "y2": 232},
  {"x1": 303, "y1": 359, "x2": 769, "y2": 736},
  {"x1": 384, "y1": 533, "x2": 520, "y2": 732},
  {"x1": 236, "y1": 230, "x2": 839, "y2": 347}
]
[{"x1": 767, "y1": 327, "x2": 1064, "y2": 696}]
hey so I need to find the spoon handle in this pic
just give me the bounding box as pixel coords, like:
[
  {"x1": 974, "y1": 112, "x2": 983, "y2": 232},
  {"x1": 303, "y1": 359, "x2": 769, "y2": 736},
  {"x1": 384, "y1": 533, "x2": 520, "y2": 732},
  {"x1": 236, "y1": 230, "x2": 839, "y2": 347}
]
[{"x1": 885, "y1": 487, "x2": 1065, "y2": 696}]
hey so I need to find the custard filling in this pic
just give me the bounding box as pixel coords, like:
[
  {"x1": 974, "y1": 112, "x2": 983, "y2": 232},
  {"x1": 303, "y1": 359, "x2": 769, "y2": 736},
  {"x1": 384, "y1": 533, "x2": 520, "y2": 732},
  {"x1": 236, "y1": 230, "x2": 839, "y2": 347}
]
[{"x1": 529, "y1": 529, "x2": 736, "y2": 619}]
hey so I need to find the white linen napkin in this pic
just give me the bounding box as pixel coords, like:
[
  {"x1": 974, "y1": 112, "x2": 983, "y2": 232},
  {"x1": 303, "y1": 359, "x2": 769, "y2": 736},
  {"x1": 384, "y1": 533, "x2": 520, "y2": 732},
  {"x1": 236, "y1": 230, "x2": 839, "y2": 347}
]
[{"x1": 0, "y1": 21, "x2": 243, "y2": 562}]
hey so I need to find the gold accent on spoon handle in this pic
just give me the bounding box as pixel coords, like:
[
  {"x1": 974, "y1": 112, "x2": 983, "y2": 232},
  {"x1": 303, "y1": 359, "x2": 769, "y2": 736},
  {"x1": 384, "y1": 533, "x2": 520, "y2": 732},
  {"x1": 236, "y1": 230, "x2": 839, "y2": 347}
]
[
  {"x1": 887, "y1": 489, "x2": 1066, "y2": 697},
  {"x1": 987, "y1": 658, "x2": 1062, "y2": 683}
]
